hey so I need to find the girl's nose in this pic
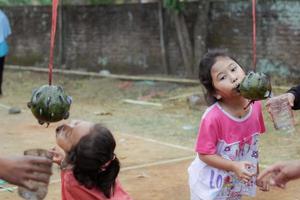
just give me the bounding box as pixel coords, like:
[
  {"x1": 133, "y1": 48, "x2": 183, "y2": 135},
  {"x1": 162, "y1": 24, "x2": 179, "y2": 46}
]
[
  {"x1": 229, "y1": 74, "x2": 238, "y2": 83},
  {"x1": 232, "y1": 77, "x2": 238, "y2": 83}
]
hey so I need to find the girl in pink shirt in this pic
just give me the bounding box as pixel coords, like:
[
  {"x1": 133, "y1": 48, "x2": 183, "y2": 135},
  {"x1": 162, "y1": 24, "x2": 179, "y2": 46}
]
[
  {"x1": 188, "y1": 49, "x2": 266, "y2": 200},
  {"x1": 51, "y1": 120, "x2": 132, "y2": 200}
]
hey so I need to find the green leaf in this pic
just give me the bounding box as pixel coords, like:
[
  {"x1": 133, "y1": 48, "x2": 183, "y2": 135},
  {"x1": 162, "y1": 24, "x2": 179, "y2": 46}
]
[{"x1": 163, "y1": 0, "x2": 184, "y2": 13}]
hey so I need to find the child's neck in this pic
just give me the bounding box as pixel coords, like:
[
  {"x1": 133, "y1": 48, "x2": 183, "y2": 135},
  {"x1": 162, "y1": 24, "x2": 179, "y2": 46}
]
[{"x1": 218, "y1": 98, "x2": 250, "y2": 118}]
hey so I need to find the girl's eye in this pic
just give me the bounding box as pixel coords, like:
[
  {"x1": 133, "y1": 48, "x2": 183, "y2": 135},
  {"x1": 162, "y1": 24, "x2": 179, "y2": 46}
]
[
  {"x1": 231, "y1": 67, "x2": 237, "y2": 72},
  {"x1": 219, "y1": 76, "x2": 225, "y2": 81}
]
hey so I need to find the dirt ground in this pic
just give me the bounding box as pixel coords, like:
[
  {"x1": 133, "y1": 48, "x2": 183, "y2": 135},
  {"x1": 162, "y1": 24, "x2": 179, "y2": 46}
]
[{"x1": 0, "y1": 70, "x2": 300, "y2": 200}]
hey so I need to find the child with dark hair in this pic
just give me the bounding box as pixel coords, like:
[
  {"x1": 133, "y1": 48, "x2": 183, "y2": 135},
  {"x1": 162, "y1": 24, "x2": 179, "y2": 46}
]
[
  {"x1": 51, "y1": 120, "x2": 132, "y2": 200},
  {"x1": 188, "y1": 49, "x2": 266, "y2": 199}
]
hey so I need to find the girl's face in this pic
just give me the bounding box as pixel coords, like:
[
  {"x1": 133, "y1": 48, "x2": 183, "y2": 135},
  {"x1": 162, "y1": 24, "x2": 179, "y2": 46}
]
[
  {"x1": 55, "y1": 120, "x2": 94, "y2": 152},
  {"x1": 211, "y1": 56, "x2": 245, "y2": 100}
]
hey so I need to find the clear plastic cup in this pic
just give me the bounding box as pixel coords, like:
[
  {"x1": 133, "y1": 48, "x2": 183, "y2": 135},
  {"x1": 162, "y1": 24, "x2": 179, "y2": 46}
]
[
  {"x1": 18, "y1": 149, "x2": 53, "y2": 200},
  {"x1": 268, "y1": 96, "x2": 295, "y2": 134}
]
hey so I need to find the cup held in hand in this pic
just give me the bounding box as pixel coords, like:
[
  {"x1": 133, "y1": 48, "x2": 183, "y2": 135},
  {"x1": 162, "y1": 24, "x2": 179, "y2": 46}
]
[
  {"x1": 268, "y1": 96, "x2": 295, "y2": 134},
  {"x1": 18, "y1": 149, "x2": 53, "y2": 200}
]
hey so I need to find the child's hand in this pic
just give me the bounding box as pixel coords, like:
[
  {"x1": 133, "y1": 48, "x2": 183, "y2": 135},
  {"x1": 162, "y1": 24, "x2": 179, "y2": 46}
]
[
  {"x1": 232, "y1": 161, "x2": 256, "y2": 183},
  {"x1": 48, "y1": 146, "x2": 65, "y2": 165}
]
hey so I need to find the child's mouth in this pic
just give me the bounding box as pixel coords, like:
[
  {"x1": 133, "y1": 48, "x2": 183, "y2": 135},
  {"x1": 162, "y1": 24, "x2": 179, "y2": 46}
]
[{"x1": 233, "y1": 84, "x2": 240, "y2": 93}]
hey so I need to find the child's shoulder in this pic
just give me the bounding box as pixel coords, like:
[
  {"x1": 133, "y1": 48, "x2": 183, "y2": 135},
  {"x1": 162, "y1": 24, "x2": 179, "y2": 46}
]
[
  {"x1": 61, "y1": 169, "x2": 83, "y2": 188},
  {"x1": 201, "y1": 103, "x2": 221, "y2": 120}
]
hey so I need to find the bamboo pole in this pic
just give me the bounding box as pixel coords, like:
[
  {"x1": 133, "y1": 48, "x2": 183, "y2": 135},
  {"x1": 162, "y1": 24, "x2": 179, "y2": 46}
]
[
  {"x1": 6, "y1": 65, "x2": 291, "y2": 91},
  {"x1": 6, "y1": 65, "x2": 199, "y2": 84}
]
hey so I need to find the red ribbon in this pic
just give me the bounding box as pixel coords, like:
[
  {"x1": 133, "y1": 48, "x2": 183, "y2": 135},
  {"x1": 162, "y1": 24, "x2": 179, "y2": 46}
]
[
  {"x1": 48, "y1": 0, "x2": 59, "y2": 85},
  {"x1": 252, "y1": 0, "x2": 257, "y2": 71}
]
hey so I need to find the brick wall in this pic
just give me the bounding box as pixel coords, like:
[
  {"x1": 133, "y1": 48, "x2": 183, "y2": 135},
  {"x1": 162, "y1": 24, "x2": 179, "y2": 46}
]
[
  {"x1": 2, "y1": 1, "x2": 300, "y2": 78},
  {"x1": 207, "y1": 0, "x2": 300, "y2": 79}
]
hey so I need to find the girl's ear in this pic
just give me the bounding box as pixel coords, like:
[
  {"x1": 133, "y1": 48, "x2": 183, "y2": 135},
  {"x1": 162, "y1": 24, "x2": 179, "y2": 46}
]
[
  {"x1": 216, "y1": 95, "x2": 221, "y2": 100},
  {"x1": 213, "y1": 93, "x2": 222, "y2": 100},
  {"x1": 67, "y1": 149, "x2": 77, "y2": 164}
]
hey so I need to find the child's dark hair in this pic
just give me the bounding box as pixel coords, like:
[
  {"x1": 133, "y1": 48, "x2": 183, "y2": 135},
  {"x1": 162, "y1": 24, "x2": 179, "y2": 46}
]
[
  {"x1": 68, "y1": 124, "x2": 120, "y2": 198},
  {"x1": 199, "y1": 49, "x2": 239, "y2": 105}
]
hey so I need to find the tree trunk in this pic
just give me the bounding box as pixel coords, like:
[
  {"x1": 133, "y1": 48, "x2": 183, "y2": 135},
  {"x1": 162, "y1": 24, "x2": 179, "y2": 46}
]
[
  {"x1": 158, "y1": 0, "x2": 169, "y2": 74},
  {"x1": 173, "y1": 12, "x2": 193, "y2": 77},
  {"x1": 193, "y1": 1, "x2": 210, "y2": 75}
]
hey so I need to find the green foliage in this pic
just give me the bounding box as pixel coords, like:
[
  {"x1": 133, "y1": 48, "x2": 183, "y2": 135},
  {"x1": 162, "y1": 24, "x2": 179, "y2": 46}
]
[
  {"x1": 38, "y1": 0, "x2": 52, "y2": 5},
  {"x1": 0, "y1": 0, "x2": 115, "y2": 5},
  {"x1": 163, "y1": 0, "x2": 184, "y2": 12},
  {"x1": 0, "y1": 0, "x2": 52, "y2": 6},
  {"x1": 0, "y1": 0, "x2": 32, "y2": 5},
  {"x1": 89, "y1": 0, "x2": 114, "y2": 5}
]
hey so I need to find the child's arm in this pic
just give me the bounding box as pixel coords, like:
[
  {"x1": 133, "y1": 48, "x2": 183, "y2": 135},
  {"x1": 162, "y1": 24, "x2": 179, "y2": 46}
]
[{"x1": 199, "y1": 153, "x2": 255, "y2": 183}]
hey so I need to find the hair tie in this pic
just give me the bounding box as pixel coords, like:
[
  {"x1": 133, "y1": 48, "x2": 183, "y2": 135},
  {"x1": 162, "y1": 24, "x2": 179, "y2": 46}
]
[{"x1": 99, "y1": 155, "x2": 116, "y2": 172}]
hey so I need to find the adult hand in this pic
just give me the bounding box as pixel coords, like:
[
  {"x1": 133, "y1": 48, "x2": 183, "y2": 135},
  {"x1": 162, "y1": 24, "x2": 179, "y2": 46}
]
[
  {"x1": 286, "y1": 93, "x2": 296, "y2": 107},
  {"x1": 257, "y1": 160, "x2": 300, "y2": 189},
  {"x1": 0, "y1": 156, "x2": 52, "y2": 190},
  {"x1": 256, "y1": 175, "x2": 271, "y2": 192},
  {"x1": 266, "y1": 93, "x2": 295, "y2": 111}
]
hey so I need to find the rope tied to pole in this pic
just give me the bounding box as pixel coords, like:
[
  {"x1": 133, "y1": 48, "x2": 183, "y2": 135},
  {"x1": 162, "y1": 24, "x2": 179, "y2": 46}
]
[
  {"x1": 48, "y1": 0, "x2": 59, "y2": 85},
  {"x1": 28, "y1": 0, "x2": 72, "y2": 126}
]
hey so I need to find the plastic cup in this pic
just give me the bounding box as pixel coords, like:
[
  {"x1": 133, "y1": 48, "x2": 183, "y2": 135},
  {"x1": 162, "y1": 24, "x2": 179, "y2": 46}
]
[
  {"x1": 268, "y1": 96, "x2": 295, "y2": 134},
  {"x1": 18, "y1": 149, "x2": 52, "y2": 200}
]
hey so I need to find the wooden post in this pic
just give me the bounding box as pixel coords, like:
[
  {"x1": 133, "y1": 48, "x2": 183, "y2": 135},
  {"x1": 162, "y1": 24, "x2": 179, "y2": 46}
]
[{"x1": 158, "y1": 0, "x2": 169, "y2": 74}]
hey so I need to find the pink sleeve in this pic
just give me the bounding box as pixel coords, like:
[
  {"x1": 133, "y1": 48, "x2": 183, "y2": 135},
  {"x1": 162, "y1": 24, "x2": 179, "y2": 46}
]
[
  {"x1": 195, "y1": 117, "x2": 218, "y2": 154},
  {"x1": 256, "y1": 101, "x2": 266, "y2": 134}
]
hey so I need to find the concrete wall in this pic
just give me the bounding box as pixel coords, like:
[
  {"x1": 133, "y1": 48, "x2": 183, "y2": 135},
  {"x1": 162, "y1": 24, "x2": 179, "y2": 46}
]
[
  {"x1": 207, "y1": 0, "x2": 300, "y2": 79},
  {"x1": 4, "y1": 4, "x2": 168, "y2": 74},
  {"x1": 2, "y1": 1, "x2": 300, "y2": 78}
]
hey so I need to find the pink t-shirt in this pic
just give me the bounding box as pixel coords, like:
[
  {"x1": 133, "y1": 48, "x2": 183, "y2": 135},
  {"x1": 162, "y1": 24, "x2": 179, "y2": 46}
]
[
  {"x1": 195, "y1": 101, "x2": 265, "y2": 154},
  {"x1": 188, "y1": 101, "x2": 265, "y2": 200},
  {"x1": 61, "y1": 170, "x2": 133, "y2": 200}
]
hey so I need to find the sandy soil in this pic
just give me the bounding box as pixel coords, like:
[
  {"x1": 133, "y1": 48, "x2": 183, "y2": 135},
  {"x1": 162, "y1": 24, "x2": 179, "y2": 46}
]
[{"x1": 0, "y1": 70, "x2": 300, "y2": 200}]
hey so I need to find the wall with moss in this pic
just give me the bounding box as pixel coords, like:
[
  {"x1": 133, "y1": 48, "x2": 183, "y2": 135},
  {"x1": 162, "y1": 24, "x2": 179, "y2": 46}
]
[
  {"x1": 207, "y1": 0, "x2": 300, "y2": 79},
  {"x1": 2, "y1": 1, "x2": 300, "y2": 78}
]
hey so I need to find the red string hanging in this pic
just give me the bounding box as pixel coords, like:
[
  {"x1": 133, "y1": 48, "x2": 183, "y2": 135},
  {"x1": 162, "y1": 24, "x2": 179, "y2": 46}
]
[
  {"x1": 48, "y1": 0, "x2": 59, "y2": 85},
  {"x1": 252, "y1": 0, "x2": 257, "y2": 71}
]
